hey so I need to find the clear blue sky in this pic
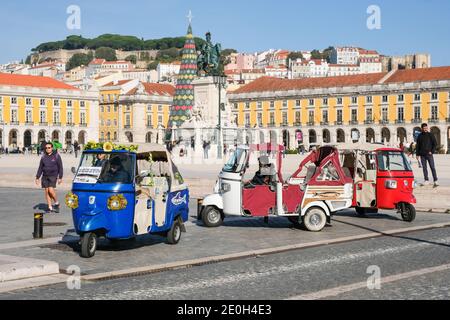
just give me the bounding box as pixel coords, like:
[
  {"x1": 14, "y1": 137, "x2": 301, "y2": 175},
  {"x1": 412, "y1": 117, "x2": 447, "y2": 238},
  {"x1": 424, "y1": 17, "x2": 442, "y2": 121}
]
[{"x1": 1, "y1": 0, "x2": 449, "y2": 65}]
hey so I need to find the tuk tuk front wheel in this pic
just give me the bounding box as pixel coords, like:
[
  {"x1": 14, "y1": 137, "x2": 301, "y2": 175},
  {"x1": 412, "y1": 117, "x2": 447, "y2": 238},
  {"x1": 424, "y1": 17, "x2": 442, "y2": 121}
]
[
  {"x1": 400, "y1": 203, "x2": 416, "y2": 222},
  {"x1": 167, "y1": 219, "x2": 182, "y2": 245},
  {"x1": 202, "y1": 206, "x2": 223, "y2": 228},
  {"x1": 303, "y1": 208, "x2": 327, "y2": 232},
  {"x1": 80, "y1": 232, "x2": 97, "y2": 258}
]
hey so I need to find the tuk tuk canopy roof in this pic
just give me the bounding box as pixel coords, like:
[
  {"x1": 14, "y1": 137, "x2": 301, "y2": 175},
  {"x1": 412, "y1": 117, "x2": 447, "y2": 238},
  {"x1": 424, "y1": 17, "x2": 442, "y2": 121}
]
[{"x1": 330, "y1": 143, "x2": 398, "y2": 153}]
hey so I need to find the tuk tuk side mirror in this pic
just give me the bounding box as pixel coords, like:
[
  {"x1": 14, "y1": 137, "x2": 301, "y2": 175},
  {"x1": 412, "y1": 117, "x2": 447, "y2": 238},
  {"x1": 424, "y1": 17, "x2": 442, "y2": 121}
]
[{"x1": 71, "y1": 167, "x2": 76, "y2": 175}]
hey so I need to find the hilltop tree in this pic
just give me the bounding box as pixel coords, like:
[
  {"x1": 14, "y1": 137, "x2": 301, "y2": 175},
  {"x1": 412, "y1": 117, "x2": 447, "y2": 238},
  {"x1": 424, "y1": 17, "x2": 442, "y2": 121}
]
[
  {"x1": 95, "y1": 47, "x2": 117, "y2": 61},
  {"x1": 67, "y1": 52, "x2": 94, "y2": 70},
  {"x1": 125, "y1": 55, "x2": 137, "y2": 64}
]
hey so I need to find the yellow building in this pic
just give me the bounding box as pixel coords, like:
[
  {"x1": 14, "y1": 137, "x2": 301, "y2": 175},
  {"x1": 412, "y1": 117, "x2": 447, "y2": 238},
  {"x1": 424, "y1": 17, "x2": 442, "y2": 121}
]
[
  {"x1": 118, "y1": 82, "x2": 174, "y2": 144},
  {"x1": 0, "y1": 73, "x2": 98, "y2": 149},
  {"x1": 228, "y1": 66, "x2": 450, "y2": 153}
]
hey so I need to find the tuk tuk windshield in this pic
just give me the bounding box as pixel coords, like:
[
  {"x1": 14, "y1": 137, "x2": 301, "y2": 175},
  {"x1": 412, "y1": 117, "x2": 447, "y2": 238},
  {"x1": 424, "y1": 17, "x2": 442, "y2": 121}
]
[
  {"x1": 377, "y1": 151, "x2": 412, "y2": 172},
  {"x1": 222, "y1": 148, "x2": 248, "y2": 173},
  {"x1": 74, "y1": 153, "x2": 134, "y2": 184}
]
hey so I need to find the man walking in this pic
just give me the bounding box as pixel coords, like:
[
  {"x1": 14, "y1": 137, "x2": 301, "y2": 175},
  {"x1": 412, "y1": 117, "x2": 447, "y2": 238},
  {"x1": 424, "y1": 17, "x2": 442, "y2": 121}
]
[
  {"x1": 416, "y1": 123, "x2": 438, "y2": 187},
  {"x1": 73, "y1": 140, "x2": 79, "y2": 158},
  {"x1": 35, "y1": 142, "x2": 63, "y2": 213}
]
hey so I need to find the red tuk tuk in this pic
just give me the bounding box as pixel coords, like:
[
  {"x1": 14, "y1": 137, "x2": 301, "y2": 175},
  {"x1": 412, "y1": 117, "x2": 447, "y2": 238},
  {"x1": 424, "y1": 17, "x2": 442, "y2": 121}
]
[
  {"x1": 339, "y1": 143, "x2": 417, "y2": 222},
  {"x1": 198, "y1": 144, "x2": 354, "y2": 232}
]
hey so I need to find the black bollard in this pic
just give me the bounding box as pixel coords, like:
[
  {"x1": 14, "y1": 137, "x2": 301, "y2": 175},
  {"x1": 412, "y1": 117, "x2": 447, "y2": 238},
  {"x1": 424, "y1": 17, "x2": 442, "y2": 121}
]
[{"x1": 33, "y1": 212, "x2": 43, "y2": 239}]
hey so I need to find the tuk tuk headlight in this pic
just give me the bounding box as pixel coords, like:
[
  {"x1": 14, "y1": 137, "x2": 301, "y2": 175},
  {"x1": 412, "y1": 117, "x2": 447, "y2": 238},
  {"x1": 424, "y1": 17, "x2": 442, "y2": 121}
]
[
  {"x1": 385, "y1": 180, "x2": 398, "y2": 189},
  {"x1": 107, "y1": 194, "x2": 128, "y2": 211},
  {"x1": 65, "y1": 192, "x2": 79, "y2": 209}
]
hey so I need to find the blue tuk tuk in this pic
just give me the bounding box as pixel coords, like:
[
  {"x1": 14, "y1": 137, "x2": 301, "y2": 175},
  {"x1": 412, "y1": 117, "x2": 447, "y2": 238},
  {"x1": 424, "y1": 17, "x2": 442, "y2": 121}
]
[{"x1": 65, "y1": 142, "x2": 189, "y2": 258}]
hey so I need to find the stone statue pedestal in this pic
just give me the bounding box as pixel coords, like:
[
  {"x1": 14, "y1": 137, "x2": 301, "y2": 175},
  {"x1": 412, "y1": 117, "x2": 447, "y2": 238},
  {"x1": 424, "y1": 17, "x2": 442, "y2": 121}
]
[{"x1": 192, "y1": 77, "x2": 226, "y2": 127}]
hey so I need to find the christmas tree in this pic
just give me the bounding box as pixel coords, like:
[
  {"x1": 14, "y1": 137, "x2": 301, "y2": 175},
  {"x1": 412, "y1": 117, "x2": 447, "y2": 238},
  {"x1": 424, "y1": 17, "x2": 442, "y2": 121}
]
[{"x1": 169, "y1": 23, "x2": 198, "y2": 128}]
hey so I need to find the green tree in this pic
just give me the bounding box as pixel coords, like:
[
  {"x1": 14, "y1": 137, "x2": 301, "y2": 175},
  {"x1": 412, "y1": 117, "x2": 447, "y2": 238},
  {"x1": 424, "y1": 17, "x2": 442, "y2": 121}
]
[
  {"x1": 66, "y1": 52, "x2": 94, "y2": 70},
  {"x1": 147, "y1": 61, "x2": 159, "y2": 70},
  {"x1": 287, "y1": 51, "x2": 304, "y2": 65},
  {"x1": 95, "y1": 47, "x2": 117, "y2": 61},
  {"x1": 125, "y1": 55, "x2": 137, "y2": 64}
]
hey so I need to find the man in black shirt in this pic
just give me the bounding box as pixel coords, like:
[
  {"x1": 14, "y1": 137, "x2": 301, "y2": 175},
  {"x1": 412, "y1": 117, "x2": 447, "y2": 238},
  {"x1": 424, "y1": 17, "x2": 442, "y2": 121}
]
[{"x1": 416, "y1": 123, "x2": 438, "y2": 187}]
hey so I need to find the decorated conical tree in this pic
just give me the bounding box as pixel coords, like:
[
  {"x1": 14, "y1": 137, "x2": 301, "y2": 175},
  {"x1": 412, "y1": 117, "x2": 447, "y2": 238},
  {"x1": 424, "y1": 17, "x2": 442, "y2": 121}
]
[{"x1": 169, "y1": 23, "x2": 198, "y2": 128}]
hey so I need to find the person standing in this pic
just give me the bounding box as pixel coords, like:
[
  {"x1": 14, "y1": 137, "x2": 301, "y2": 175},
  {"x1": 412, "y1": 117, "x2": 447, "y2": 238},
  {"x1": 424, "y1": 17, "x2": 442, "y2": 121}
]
[
  {"x1": 416, "y1": 123, "x2": 438, "y2": 187},
  {"x1": 73, "y1": 140, "x2": 79, "y2": 158},
  {"x1": 35, "y1": 142, "x2": 63, "y2": 213}
]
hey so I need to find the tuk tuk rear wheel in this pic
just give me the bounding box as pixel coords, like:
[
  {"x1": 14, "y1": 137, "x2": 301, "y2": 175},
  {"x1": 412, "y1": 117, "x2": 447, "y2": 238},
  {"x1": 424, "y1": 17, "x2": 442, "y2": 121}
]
[
  {"x1": 400, "y1": 203, "x2": 416, "y2": 222},
  {"x1": 202, "y1": 206, "x2": 223, "y2": 228},
  {"x1": 167, "y1": 219, "x2": 182, "y2": 245},
  {"x1": 80, "y1": 232, "x2": 97, "y2": 258},
  {"x1": 303, "y1": 208, "x2": 327, "y2": 232}
]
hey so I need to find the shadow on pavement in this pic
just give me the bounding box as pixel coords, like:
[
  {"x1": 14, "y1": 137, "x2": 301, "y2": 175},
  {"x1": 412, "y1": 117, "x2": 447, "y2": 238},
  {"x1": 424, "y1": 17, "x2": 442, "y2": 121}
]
[{"x1": 333, "y1": 218, "x2": 450, "y2": 249}]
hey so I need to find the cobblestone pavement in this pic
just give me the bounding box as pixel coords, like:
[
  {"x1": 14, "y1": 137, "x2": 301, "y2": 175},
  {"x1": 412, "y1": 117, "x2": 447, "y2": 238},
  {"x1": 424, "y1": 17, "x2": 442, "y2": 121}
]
[
  {"x1": 0, "y1": 187, "x2": 449, "y2": 277},
  {"x1": 1, "y1": 227, "x2": 449, "y2": 300}
]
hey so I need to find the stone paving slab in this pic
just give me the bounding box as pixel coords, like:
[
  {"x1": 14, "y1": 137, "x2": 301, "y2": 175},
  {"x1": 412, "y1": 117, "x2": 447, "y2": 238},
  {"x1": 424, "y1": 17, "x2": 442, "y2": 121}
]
[
  {"x1": 0, "y1": 254, "x2": 59, "y2": 283},
  {"x1": 1, "y1": 210, "x2": 449, "y2": 278}
]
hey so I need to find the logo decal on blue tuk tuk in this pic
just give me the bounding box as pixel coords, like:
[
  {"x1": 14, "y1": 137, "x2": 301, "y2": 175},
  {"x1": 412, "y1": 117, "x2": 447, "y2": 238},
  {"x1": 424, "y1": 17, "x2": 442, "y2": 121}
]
[
  {"x1": 89, "y1": 196, "x2": 96, "y2": 205},
  {"x1": 171, "y1": 192, "x2": 187, "y2": 206}
]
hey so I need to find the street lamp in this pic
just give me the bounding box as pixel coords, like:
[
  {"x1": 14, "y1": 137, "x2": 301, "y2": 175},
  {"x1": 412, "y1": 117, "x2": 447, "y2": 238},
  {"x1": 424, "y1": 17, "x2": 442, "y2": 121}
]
[{"x1": 213, "y1": 75, "x2": 227, "y2": 159}]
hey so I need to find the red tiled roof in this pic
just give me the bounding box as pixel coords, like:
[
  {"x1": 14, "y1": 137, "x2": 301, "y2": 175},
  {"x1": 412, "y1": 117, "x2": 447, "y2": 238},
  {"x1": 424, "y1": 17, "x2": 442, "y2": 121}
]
[
  {"x1": 89, "y1": 59, "x2": 106, "y2": 65},
  {"x1": 384, "y1": 66, "x2": 450, "y2": 83},
  {"x1": 126, "y1": 83, "x2": 175, "y2": 96},
  {"x1": 0, "y1": 73, "x2": 78, "y2": 90},
  {"x1": 101, "y1": 80, "x2": 133, "y2": 87},
  {"x1": 232, "y1": 73, "x2": 388, "y2": 94}
]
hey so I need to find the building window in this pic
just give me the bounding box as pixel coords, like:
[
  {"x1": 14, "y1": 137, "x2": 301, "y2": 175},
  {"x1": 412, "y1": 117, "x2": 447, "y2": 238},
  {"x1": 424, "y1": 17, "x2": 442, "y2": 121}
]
[
  {"x1": 114, "y1": 132, "x2": 117, "y2": 141},
  {"x1": 101, "y1": 132, "x2": 105, "y2": 141},
  {"x1": 67, "y1": 100, "x2": 72, "y2": 107},
  {"x1": 309, "y1": 99, "x2": 314, "y2": 106},
  {"x1": 26, "y1": 110, "x2": 33, "y2": 123},
  {"x1": 80, "y1": 112, "x2": 86, "y2": 125},
  {"x1": 40, "y1": 110, "x2": 46, "y2": 123},
  {"x1": 107, "y1": 120, "x2": 111, "y2": 126},
  {"x1": 158, "y1": 115, "x2": 163, "y2": 125},
  {"x1": 322, "y1": 110, "x2": 328, "y2": 123},
  {"x1": 270, "y1": 101, "x2": 275, "y2": 109},
  {"x1": 282, "y1": 100, "x2": 288, "y2": 108},
  {"x1": 282, "y1": 112, "x2": 288, "y2": 125},
  {"x1": 337, "y1": 97, "x2": 343, "y2": 105},
  {"x1": 398, "y1": 94, "x2": 404, "y2": 102},
  {"x1": 26, "y1": 98, "x2": 32, "y2": 105},
  {"x1": 296, "y1": 100, "x2": 301, "y2": 107},
  {"x1": 0, "y1": 107, "x2": 3, "y2": 122},
  {"x1": 295, "y1": 111, "x2": 301, "y2": 124},
  {"x1": 146, "y1": 114, "x2": 153, "y2": 127},
  {"x1": 382, "y1": 107, "x2": 388, "y2": 121},
  {"x1": 40, "y1": 99, "x2": 46, "y2": 106},
  {"x1": 53, "y1": 111, "x2": 60, "y2": 123},
  {"x1": 114, "y1": 119, "x2": 117, "y2": 126},
  {"x1": 308, "y1": 110, "x2": 314, "y2": 123},
  {"x1": 337, "y1": 109, "x2": 343, "y2": 123},
  {"x1": 382, "y1": 95, "x2": 388, "y2": 103},
  {"x1": 126, "y1": 114, "x2": 131, "y2": 126},
  {"x1": 80, "y1": 101, "x2": 86, "y2": 108},
  {"x1": 351, "y1": 109, "x2": 358, "y2": 122},
  {"x1": 257, "y1": 101, "x2": 263, "y2": 109},
  {"x1": 245, "y1": 113, "x2": 250, "y2": 126},
  {"x1": 11, "y1": 109, "x2": 18, "y2": 123},
  {"x1": 107, "y1": 105, "x2": 111, "y2": 113},
  {"x1": 147, "y1": 105, "x2": 152, "y2": 112},
  {"x1": 269, "y1": 112, "x2": 275, "y2": 125},
  {"x1": 114, "y1": 105, "x2": 118, "y2": 112},
  {"x1": 53, "y1": 99, "x2": 60, "y2": 107},
  {"x1": 431, "y1": 105, "x2": 438, "y2": 120},
  {"x1": 397, "y1": 107, "x2": 404, "y2": 122},
  {"x1": 352, "y1": 97, "x2": 357, "y2": 104},
  {"x1": 11, "y1": 97, "x2": 17, "y2": 105},
  {"x1": 158, "y1": 105, "x2": 163, "y2": 112},
  {"x1": 245, "y1": 102, "x2": 250, "y2": 109},
  {"x1": 414, "y1": 106, "x2": 421, "y2": 120},
  {"x1": 431, "y1": 92, "x2": 438, "y2": 100},
  {"x1": 366, "y1": 109, "x2": 372, "y2": 121},
  {"x1": 0, "y1": 96, "x2": 3, "y2": 104},
  {"x1": 257, "y1": 113, "x2": 262, "y2": 126},
  {"x1": 323, "y1": 98, "x2": 328, "y2": 105},
  {"x1": 100, "y1": 106, "x2": 104, "y2": 113},
  {"x1": 233, "y1": 103, "x2": 238, "y2": 110},
  {"x1": 67, "y1": 111, "x2": 73, "y2": 124},
  {"x1": 366, "y1": 96, "x2": 372, "y2": 104},
  {"x1": 414, "y1": 94, "x2": 421, "y2": 101}
]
